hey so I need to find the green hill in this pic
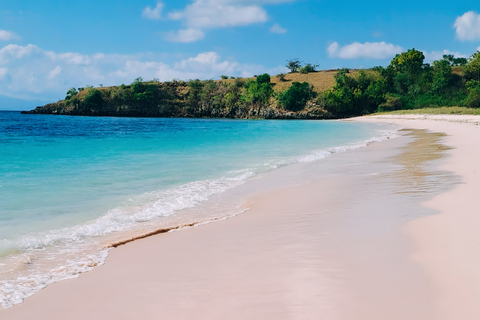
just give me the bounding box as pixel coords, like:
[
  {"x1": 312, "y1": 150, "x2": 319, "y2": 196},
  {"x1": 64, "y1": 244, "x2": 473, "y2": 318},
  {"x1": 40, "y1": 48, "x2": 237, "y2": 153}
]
[{"x1": 22, "y1": 50, "x2": 480, "y2": 119}]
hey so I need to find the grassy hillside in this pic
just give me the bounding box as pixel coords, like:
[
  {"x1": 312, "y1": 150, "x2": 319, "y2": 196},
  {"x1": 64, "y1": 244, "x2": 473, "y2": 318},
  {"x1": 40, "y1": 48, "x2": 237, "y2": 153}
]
[
  {"x1": 23, "y1": 71, "x2": 343, "y2": 119},
  {"x1": 22, "y1": 49, "x2": 480, "y2": 119}
]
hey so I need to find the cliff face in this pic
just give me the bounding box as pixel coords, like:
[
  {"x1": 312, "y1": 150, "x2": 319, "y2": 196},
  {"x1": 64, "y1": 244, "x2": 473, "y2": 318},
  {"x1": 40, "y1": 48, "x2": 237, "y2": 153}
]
[
  {"x1": 22, "y1": 77, "x2": 333, "y2": 119},
  {"x1": 22, "y1": 100, "x2": 329, "y2": 119}
]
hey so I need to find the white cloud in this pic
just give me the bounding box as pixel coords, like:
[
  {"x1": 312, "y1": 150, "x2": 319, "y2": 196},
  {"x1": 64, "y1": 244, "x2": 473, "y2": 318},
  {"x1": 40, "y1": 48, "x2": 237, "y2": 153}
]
[
  {"x1": 160, "y1": 0, "x2": 296, "y2": 42},
  {"x1": 0, "y1": 44, "x2": 280, "y2": 101},
  {"x1": 0, "y1": 30, "x2": 20, "y2": 42},
  {"x1": 327, "y1": 41, "x2": 403, "y2": 59},
  {"x1": 48, "y1": 66, "x2": 62, "y2": 79},
  {"x1": 142, "y1": 2, "x2": 164, "y2": 20},
  {"x1": 174, "y1": 52, "x2": 238, "y2": 75},
  {"x1": 163, "y1": 28, "x2": 205, "y2": 43},
  {"x1": 454, "y1": 11, "x2": 480, "y2": 41},
  {"x1": 327, "y1": 42, "x2": 339, "y2": 57},
  {"x1": 423, "y1": 49, "x2": 468, "y2": 63},
  {"x1": 168, "y1": 0, "x2": 267, "y2": 29},
  {"x1": 270, "y1": 23, "x2": 287, "y2": 34}
]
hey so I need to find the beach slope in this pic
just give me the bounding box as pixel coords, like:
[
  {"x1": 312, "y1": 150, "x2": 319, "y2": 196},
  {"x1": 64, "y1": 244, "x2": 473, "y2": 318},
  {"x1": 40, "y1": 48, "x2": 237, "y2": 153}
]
[{"x1": 2, "y1": 114, "x2": 480, "y2": 319}]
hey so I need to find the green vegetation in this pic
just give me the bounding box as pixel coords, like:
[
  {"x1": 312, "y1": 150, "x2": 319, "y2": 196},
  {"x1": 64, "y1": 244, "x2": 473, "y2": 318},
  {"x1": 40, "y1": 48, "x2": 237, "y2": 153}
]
[
  {"x1": 286, "y1": 59, "x2": 301, "y2": 73},
  {"x1": 25, "y1": 48, "x2": 480, "y2": 119},
  {"x1": 375, "y1": 106, "x2": 480, "y2": 115},
  {"x1": 319, "y1": 48, "x2": 480, "y2": 117},
  {"x1": 286, "y1": 60, "x2": 319, "y2": 74},
  {"x1": 299, "y1": 63, "x2": 319, "y2": 74},
  {"x1": 65, "y1": 87, "x2": 78, "y2": 100},
  {"x1": 278, "y1": 82, "x2": 315, "y2": 111}
]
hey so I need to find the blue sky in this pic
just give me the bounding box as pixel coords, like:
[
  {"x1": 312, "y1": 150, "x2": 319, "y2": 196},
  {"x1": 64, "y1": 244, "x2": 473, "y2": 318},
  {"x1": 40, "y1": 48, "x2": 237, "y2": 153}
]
[{"x1": 1, "y1": 0, "x2": 480, "y2": 110}]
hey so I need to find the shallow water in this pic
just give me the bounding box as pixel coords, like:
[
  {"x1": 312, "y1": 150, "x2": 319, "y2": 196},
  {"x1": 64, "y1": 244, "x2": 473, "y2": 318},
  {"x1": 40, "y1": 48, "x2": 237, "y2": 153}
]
[{"x1": 0, "y1": 111, "x2": 397, "y2": 308}]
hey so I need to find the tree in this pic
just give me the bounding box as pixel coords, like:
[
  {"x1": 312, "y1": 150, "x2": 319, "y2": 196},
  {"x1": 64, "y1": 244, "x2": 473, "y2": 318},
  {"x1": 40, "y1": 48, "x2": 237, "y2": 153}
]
[
  {"x1": 286, "y1": 59, "x2": 301, "y2": 73},
  {"x1": 65, "y1": 87, "x2": 78, "y2": 100},
  {"x1": 465, "y1": 80, "x2": 480, "y2": 108},
  {"x1": 432, "y1": 59, "x2": 453, "y2": 93},
  {"x1": 256, "y1": 73, "x2": 271, "y2": 85},
  {"x1": 299, "y1": 63, "x2": 319, "y2": 74},
  {"x1": 244, "y1": 79, "x2": 274, "y2": 105},
  {"x1": 83, "y1": 89, "x2": 104, "y2": 109},
  {"x1": 465, "y1": 51, "x2": 480, "y2": 82},
  {"x1": 131, "y1": 77, "x2": 158, "y2": 103},
  {"x1": 443, "y1": 54, "x2": 468, "y2": 66},
  {"x1": 278, "y1": 81, "x2": 315, "y2": 111},
  {"x1": 389, "y1": 48, "x2": 425, "y2": 78}
]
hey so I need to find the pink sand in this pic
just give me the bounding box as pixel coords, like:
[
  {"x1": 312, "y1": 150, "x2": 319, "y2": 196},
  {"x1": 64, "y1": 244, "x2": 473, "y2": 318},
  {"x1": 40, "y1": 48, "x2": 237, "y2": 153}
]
[{"x1": 2, "y1": 114, "x2": 480, "y2": 319}]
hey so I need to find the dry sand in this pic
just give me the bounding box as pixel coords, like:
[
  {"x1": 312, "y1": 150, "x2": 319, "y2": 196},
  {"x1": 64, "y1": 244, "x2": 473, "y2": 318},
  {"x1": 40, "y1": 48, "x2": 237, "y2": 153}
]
[
  {"x1": 2, "y1": 114, "x2": 480, "y2": 319},
  {"x1": 354, "y1": 114, "x2": 480, "y2": 320}
]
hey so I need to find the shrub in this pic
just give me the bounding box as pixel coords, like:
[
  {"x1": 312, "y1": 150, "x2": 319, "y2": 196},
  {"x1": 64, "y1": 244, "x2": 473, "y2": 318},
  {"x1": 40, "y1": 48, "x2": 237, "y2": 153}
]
[
  {"x1": 431, "y1": 59, "x2": 453, "y2": 93},
  {"x1": 299, "y1": 63, "x2": 318, "y2": 74},
  {"x1": 131, "y1": 78, "x2": 158, "y2": 103},
  {"x1": 465, "y1": 51, "x2": 480, "y2": 82},
  {"x1": 466, "y1": 92, "x2": 480, "y2": 108},
  {"x1": 83, "y1": 89, "x2": 104, "y2": 109},
  {"x1": 244, "y1": 79, "x2": 274, "y2": 105},
  {"x1": 221, "y1": 75, "x2": 228, "y2": 80},
  {"x1": 278, "y1": 81, "x2": 315, "y2": 111},
  {"x1": 277, "y1": 73, "x2": 286, "y2": 82},
  {"x1": 466, "y1": 80, "x2": 480, "y2": 108},
  {"x1": 378, "y1": 94, "x2": 403, "y2": 112},
  {"x1": 65, "y1": 87, "x2": 78, "y2": 100},
  {"x1": 256, "y1": 73, "x2": 271, "y2": 85}
]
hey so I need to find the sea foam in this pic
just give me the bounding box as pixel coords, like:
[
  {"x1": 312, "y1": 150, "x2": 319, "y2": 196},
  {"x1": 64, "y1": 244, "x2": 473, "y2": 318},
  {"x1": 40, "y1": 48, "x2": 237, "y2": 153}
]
[{"x1": 0, "y1": 115, "x2": 399, "y2": 309}]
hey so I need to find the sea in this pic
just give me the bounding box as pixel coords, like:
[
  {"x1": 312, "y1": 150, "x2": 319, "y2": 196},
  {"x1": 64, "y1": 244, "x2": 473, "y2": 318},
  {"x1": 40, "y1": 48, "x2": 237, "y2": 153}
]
[{"x1": 0, "y1": 110, "x2": 398, "y2": 308}]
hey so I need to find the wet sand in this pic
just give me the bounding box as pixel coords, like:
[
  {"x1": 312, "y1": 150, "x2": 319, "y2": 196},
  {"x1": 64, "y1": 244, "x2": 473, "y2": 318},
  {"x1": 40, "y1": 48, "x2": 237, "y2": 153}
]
[
  {"x1": 2, "y1": 114, "x2": 479, "y2": 319},
  {"x1": 355, "y1": 115, "x2": 480, "y2": 320}
]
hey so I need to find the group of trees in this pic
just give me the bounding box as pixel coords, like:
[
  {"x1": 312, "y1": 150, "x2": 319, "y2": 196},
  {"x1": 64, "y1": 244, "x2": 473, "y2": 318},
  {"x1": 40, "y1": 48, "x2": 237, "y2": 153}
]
[
  {"x1": 58, "y1": 48, "x2": 480, "y2": 118},
  {"x1": 286, "y1": 59, "x2": 319, "y2": 74},
  {"x1": 63, "y1": 78, "x2": 181, "y2": 116},
  {"x1": 60, "y1": 73, "x2": 317, "y2": 117},
  {"x1": 320, "y1": 49, "x2": 480, "y2": 117},
  {"x1": 186, "y1": 73, "x2": 314, "y2": 115}
]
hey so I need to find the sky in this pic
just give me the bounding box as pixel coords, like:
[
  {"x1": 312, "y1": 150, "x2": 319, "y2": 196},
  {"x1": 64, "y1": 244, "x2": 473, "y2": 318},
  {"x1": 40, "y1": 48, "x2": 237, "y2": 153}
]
[{"x1": 1, "y1": 0, "x2": 480, "y2": 110}]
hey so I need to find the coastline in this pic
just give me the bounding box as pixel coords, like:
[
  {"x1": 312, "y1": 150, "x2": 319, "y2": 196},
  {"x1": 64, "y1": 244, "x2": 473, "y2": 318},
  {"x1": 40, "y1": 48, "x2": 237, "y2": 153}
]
[
  {"x1": 353, "y1": 114, "x2": 480, "y2": 319},
  {"x1": 1, "y1": 114, "x2": 479, "y2": 319}
]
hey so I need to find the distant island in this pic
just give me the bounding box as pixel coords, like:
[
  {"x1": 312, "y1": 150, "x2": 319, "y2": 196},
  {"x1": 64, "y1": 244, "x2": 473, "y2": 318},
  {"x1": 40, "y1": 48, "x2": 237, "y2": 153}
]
[{"x1": 23, "y1": 49, "x2": 480, "y2": 119}]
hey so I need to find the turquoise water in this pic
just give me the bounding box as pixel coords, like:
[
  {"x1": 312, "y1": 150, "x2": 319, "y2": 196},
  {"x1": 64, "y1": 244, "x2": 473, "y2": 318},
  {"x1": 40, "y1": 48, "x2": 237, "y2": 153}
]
[{"x1": 0, "y1": 111, "x2": 396, "y2": 308}]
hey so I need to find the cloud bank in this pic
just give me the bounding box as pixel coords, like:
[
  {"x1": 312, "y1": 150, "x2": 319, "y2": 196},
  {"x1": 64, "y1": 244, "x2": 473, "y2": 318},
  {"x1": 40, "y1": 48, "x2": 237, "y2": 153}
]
[
  {"x1": 144, "y1": 0, "x2": 294, "y2": 43},
  {"x1": 454, "y1": 11, "x2": 480, "y2": 41},
  {"x1": 0, "y1": 44, "x2": 280, "y2": 101},
  {"x1": 327, "y1": 41, "x2": 403, "y2": 59}
]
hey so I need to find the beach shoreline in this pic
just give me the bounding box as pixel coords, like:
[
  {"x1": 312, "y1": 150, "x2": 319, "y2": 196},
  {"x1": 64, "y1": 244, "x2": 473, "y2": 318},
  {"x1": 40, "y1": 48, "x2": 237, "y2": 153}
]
[
  {"x1": 353, "y1": 114, "x2": 480, "y2": 319},
  {"x1": 2, "y1": 114, "x2": 480, "y2": 319}
]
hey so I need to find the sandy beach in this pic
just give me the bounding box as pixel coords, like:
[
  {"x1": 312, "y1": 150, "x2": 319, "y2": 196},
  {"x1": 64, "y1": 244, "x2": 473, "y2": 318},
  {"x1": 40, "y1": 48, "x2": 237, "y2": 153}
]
[{"x1": 2, "y1": 114, "x2": 480, "y2": 320}]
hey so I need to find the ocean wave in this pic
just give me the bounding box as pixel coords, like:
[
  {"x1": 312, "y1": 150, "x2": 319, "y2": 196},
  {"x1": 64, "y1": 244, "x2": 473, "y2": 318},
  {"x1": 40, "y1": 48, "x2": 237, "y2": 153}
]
[
  {"x1": 0, "y1": 126, "x2": 399, "y2": 309},
  {"x1": 265, "y1": 128, "x2": 398, "y2": 169}
]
